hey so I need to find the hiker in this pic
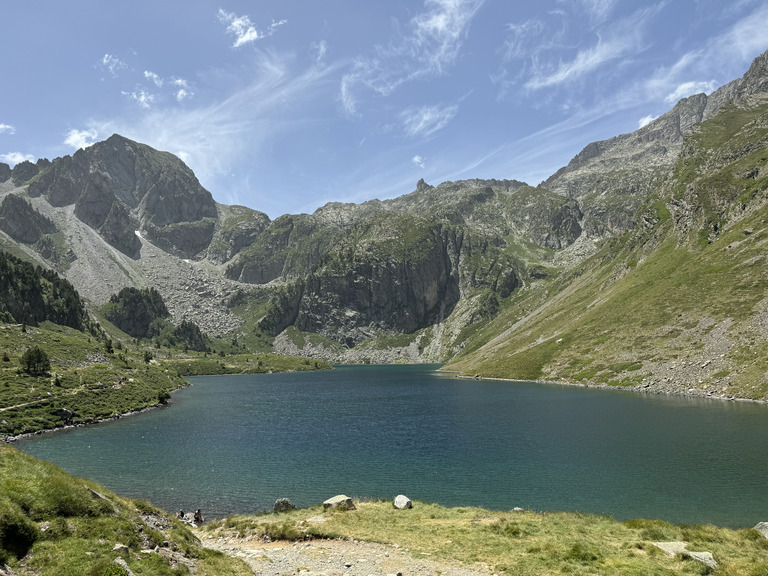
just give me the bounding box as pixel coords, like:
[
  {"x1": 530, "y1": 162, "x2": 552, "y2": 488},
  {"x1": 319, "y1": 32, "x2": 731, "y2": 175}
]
[{"x1": 194, "y1": 509, "x2": 204, "y2": 524}]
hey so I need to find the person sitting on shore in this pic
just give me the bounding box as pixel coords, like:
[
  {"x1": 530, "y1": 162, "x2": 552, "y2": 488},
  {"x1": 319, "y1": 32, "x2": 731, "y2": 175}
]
[{"x1": 194, "y1": 509, "x2": 204, "y2": 524}]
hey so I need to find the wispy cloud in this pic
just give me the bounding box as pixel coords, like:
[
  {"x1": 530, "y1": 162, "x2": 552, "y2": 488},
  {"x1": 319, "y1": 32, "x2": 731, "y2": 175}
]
[
  {"x1": 664, "y1": 80, "x2": 717, "y2": 103},
  {"x1": 144, "y1": 70, "x2": 164, "y2": 87},
  {"x1": 311, "y1": 40, "x2": 328, "y2": 66},
  {"x1": 98, "y1": 53, "x2": 126, "y2": 78},
  {"x1": 0, "y1": 124, "x2": 15, "y2": 135},
  {"x1": 64, "y1": 128, "x2": 98, "y2": 150},
  {"x1": 400, "y1": 103, "x2": 459, "y2": 138},
  {"x1": 93, "y1": 51, "x2": 339, "y2": 199},
  {"x1": 0, "y1": 152, "x2": 34, "y2": 165},
  {"x1": 497, "y1": 4, "x2": 660, "y2": 96},
  {"x1": 340, "y1": 0, "x2": 484, "y2": 110},
  {"x1": 643, "y1": 3, "x2": 768, "y2": 104},
  {"x1": 122, "y1": 88, "x2": 155, "y2": 109},
  {"x1": 579, "y1": 0, "x2": 617, "y2": 26},
  {"x1": 412, "y1": 154, "x2": 426, "y2": 168},
  {"x1": 637, "y1": 114, "x2": 657, "y2": 129},
  {"x1": 217, "y1": 8, "x2": 287, "y2": 48},
  {"x1": 524, "y1": 34, "x2": 637, "y2": 90}
]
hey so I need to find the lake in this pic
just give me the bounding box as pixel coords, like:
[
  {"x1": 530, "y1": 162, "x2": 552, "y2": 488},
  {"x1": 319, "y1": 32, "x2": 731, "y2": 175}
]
[{"x1": 15, "y1": 364, "x2": 768, "y2": 528}]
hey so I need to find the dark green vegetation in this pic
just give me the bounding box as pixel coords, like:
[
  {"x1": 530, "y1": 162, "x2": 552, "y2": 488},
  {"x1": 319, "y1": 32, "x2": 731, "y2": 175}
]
[
  {"x1": 0, "y1": 445, "x2": 250, "y2": 575},
  {"x1": 103, "y1": 287, "x2": 169, "y2": 339},
  {"x1": 102, "y1": 288, "x2": 209, "y2": 352},
  {"x1": 0, "y1": 251, "x2": 90, "y2": 331},
  {"x1": 205, "y1": 500, "x2": 768, "y2": 576}
]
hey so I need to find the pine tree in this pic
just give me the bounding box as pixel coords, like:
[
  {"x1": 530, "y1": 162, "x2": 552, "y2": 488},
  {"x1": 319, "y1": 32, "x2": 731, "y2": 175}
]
[{"x1": 20, "y1": 346, "x2": 50, "y2": 376}]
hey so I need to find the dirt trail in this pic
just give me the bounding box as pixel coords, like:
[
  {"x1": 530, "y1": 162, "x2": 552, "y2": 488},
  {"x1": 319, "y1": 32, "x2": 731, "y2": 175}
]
[{"x1": 196, "y1": 533, "x2": 493, "y2": 576}]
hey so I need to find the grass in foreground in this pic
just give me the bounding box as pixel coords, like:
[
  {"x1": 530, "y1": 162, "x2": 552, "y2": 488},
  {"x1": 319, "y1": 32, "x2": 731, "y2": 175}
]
[
  {"x1": 203, "y1": 500, "x2": 768, "y2": 576},
  {"x1": 0, "y1": 445, "x2": 250, "y2": 575}
]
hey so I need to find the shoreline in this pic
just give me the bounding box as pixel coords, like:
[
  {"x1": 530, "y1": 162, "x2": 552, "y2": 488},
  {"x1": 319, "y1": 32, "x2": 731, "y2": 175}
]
[
  {"x1": 2, "y1": 384, "x2": 190, "y2": 444},
  {"x1": 445, "y1": 370, "x2": 768, "y2": 405},
  {"x1": 7, "y1": 365, "x2": 767, "y2": 444}
]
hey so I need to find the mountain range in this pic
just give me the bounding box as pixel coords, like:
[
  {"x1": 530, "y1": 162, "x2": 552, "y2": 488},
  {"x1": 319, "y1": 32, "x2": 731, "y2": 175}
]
[{"x1": 2, "y1": 49, "x2": 768, "y2": 400}]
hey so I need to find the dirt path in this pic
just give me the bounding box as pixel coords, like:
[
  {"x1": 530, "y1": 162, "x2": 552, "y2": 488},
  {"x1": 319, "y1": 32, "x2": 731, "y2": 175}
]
[{"x1": 196, "y1": 533, "x2": 494, "y2": 576}]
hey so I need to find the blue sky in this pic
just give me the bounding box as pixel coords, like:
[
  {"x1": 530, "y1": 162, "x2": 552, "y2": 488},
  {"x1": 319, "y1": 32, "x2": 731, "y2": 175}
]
[{"x1": 2, "y1": 1, "x2": 768, "y2": 218}]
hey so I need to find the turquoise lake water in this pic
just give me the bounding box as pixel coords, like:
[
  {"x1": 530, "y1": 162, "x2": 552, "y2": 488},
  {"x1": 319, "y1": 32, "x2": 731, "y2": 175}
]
[{"x1": 15, "y1": 364, "x2": 768, "y2": 527}]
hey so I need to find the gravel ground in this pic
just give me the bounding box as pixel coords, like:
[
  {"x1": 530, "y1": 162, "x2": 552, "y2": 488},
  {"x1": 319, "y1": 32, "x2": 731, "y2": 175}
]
[{"x1": 196, "y1": 533, "x2": 493, "y2": 576}]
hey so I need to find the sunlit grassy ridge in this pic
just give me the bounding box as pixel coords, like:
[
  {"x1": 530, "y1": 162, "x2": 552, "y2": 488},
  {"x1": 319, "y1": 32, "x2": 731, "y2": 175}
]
[
  {"x1": 446, "y1": 99, "x2": 768, "y2": 399},
  {"x1": 203, "y1": 499, "x2": 768, "y2": 576},
  {"x1": 0, "y1": 445, "x2": 250, "y2": 575}
]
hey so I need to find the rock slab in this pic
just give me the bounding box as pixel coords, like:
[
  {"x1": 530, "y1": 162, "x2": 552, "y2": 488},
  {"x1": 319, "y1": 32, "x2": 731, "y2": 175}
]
[
  {"x1": 652, "y1": 541, "x2": 717, "y2": 569},
  {"x1": 393, "y1": 495, "x2": 413, "y2": 509},
  {"x1": 323, "y1": 494, "x2": 355, "y2": 511},
  {"x1": 274, "y1": 498, "x2": 297, "y2": 513}
]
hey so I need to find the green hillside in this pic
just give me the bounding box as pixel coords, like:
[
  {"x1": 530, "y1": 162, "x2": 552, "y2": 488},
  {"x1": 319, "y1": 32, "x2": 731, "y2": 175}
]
[
  {"x1": 447, "y1": 98, "x2": 768, "y2": 400},
  {"x1": 0, "y1": 445, "x2": 249, "y2": 574}
]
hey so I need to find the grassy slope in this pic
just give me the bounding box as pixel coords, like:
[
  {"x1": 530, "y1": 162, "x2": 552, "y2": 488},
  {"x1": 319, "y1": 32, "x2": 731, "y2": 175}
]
[
  {"x1": 0, "y1": 445, "x2": 250, "y2": 575},
  {"x1": 0, "y1": 321, "x2": 331, "y2": 438},
  {"x1": 447, "y1": 99, "x2": 768, "y2": 400},
  {"x1": 204, "y1": 500, "x2": 768, "y2": 576}
]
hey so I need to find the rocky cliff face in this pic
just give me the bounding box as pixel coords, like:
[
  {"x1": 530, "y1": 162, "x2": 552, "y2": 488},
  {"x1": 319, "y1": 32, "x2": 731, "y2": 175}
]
[
  {"x1": 0, "y1": 194, "x2": 56, "y2": 244},
  {"x1": 28, "y1": 134, "x2": 218, "y2": 258}
]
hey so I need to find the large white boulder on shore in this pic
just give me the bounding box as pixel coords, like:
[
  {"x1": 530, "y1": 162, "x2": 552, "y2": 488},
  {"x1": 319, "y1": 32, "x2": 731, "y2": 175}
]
[
  {"x1": 323, "y1": 494, "x2": 355, "y2": 510},
  {"x1": 393, "y1": 494, "x2": 413, "y2": 509},
  {"x1": 754, "y1": 522, "x2": 768, "y2": 538}
]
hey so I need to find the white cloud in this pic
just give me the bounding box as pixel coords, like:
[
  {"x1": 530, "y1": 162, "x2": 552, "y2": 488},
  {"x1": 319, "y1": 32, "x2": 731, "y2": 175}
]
[
  {"x1": 340, "y1": 0, "x2": 483, "y2": 109},
  {"x1": 217, "y1": 9, "x2": 286, "y2": 48},
  {"x1": 524, "y1": 34, "x2": 637, "y2": 90},
  {"x1": 637, "y1": 114, "x2": 657, "y2": 129},
  {"x1": 0, "y1": 152, "x2": 34, "y2": 165},
  {"x1": 400, "y1": 103, "x2": 459, "y2": 138},
  {"x1": 412, "y1": 155, "x2": 426, "y2": 168},
  {"x1": 578, "y1": 0, "x2": 616, "y2": 25},
  {"x1": 176, "y1": 88, "x2": 192, "y2": 102},
  {"x1": 99, "y1": 53, "x2": 126, "y2": 77},
  {"x1": 0, "y1": 124, "x2": 15, "y2": 135},
  {"x1": 339, "y1": 74, "x2": 359, "y2": 117},
  {"x1": 664, "y1": 80, "x2": 717, "y2": 104},
  {"x1": 144, "y1": 70, "x2": 164, "y2": 87},
  {"x1": 95, "y1": 50, "x2": 339, "y2": 195},
  {"x1": 311, "y1": 40, "x2": 328, "y2": 66},
  {"x1": 645, "y1": 3, "x2": 768, "y2": 104},
  {"x1": 122, "y1": 88, "x2": 155, "y2": 109},
  {"x1": 64, "y1": 128, "x2": 98, "y2": 150}
]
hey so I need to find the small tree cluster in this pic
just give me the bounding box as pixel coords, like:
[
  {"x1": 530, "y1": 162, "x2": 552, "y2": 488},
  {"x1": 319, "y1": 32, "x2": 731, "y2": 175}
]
[{"x1": 20, "y1": 346, "x2": 50, "y2": 376}]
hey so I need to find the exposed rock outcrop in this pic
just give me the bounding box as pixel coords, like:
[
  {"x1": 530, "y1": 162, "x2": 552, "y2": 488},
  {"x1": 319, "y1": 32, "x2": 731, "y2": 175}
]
[{"x1": 0, "y1": 194, "x2": 56, "y2": 244}]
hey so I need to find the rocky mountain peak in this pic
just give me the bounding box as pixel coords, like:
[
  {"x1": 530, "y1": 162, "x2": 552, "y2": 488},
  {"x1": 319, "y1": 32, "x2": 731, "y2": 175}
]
[{"x1": 27, "y1": 134, "x2": 218, "y2": 258}]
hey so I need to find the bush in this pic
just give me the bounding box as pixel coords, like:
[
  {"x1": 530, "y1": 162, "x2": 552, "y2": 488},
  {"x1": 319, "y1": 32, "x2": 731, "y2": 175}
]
[
  {"x1": 0, "y1": 499, "x2": 40, "y2": 562},
  {"x1": 20, "y1": 346, "x2": 50, "y2": 376}
]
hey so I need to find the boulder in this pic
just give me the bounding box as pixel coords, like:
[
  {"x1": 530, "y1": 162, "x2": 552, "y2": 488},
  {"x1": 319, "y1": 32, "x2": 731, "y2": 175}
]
[
  {"x1": 113, "y1": 557, "x2": 136, "y2": 576},
  {"x1": 393, "y1": 495, "x2": 412, "y2": 510},
  {"x1": 274, "y1": 498, "x2": 296, "y2": 513},
  {"x1": 322, "y1": 494, "x2": 355, "y2": 511},
  {"x1": 754, "y1": 522, "x2": 768, "y2": 538}
]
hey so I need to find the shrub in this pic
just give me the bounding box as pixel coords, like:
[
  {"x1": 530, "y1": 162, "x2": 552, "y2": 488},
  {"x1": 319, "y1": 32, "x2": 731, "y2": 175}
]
[{"x1": 0, "y1": 499, "x2": 40, "y2": 562}]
